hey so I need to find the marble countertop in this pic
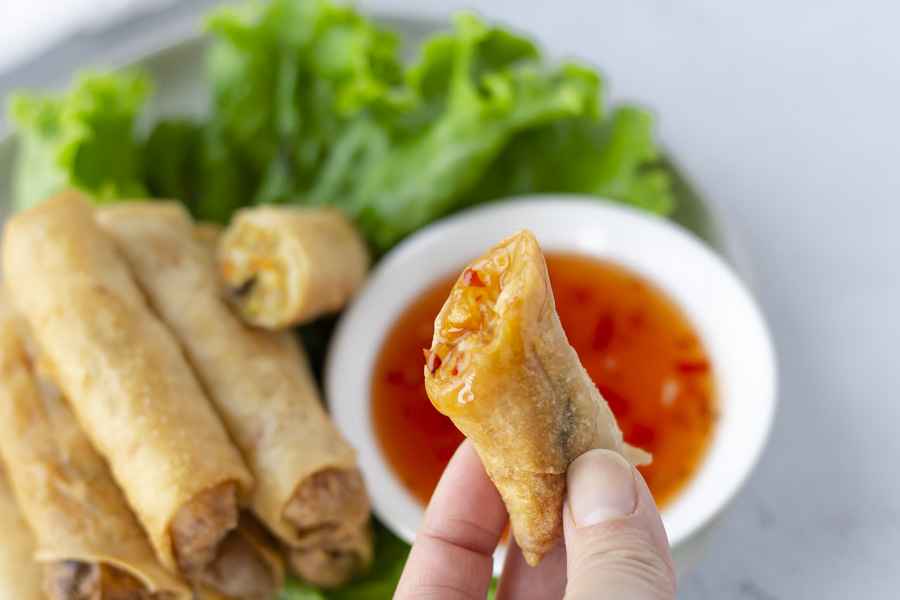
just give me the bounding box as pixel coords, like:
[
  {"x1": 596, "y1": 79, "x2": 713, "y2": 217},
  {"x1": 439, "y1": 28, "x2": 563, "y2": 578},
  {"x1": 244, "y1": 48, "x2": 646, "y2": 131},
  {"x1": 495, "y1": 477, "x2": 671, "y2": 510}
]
[{"x1": 2, "y1": 1, "x2": 898, "y2": 597}]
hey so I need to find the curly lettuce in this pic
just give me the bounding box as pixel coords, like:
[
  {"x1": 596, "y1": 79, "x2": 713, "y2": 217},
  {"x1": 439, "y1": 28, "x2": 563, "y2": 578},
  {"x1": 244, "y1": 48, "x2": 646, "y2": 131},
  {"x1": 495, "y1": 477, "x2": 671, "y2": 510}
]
[{"x1": 7, "y1": 70, "x2": 149, "y2": 209}]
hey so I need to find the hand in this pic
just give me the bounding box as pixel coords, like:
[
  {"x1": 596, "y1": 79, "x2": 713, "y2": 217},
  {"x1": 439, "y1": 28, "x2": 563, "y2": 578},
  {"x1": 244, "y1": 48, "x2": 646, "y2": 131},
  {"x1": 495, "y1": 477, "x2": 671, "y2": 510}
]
[{"x1": 394, "y1": 440, "x2": 676, "y2": 600}]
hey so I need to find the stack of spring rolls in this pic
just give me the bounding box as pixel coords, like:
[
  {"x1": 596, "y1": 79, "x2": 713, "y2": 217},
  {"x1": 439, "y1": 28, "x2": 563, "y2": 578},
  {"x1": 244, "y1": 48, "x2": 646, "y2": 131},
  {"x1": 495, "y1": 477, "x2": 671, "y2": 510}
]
[{"x1": 0, "y1": 191, "x2": 373, "y2": 598}]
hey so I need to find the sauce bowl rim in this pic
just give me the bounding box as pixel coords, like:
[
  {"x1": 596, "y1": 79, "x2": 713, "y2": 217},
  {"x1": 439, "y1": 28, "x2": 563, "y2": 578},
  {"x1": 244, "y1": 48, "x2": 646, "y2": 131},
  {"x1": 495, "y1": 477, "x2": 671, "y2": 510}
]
[{"x1": 325, "y1": 195, "x2": 778, "y2": 566}]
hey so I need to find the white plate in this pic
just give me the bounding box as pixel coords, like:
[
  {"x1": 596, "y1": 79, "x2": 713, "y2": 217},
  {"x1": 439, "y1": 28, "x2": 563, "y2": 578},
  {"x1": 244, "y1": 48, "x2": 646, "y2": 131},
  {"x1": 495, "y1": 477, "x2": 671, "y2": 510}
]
[{"x1": 0, "y1": 13, "x2": 762, "y2": 579}]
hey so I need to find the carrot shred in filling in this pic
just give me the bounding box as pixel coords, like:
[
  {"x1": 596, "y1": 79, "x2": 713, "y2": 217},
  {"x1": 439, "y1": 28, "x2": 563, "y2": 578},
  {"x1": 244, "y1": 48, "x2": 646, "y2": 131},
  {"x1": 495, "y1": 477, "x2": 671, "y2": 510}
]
[{"x1": 427, "y1": 246, "x2": 511, "y2": 378}]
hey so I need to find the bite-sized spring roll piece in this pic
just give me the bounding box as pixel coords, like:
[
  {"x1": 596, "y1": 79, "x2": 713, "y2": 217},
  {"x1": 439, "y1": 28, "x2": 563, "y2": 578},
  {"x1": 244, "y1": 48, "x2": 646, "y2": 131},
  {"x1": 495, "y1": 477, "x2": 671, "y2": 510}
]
[
  {"x1": 0, "y1": 468, "x2": 43, "y2": 600},
  {"x1": 196, "y1": 515, "x2": 284, "y2": 600},
  {"x1": 1, "y1": 192, "x2": 253, "y2": 582},
  {"x1": 218, "y1": 205, "x2": 370, "y2": 329},
  {"x1": 97, "y1": 202, "x2": 370, "y2": 553},
  {"x1": 424, "y1": 229, "x2": 651, "y2": 566},
  {"x1": 0, "y1": 288, "x2": 192, "y2": 600},
  {"x1": 286, "y1": 522, "x2": 373, "y2": 589}
]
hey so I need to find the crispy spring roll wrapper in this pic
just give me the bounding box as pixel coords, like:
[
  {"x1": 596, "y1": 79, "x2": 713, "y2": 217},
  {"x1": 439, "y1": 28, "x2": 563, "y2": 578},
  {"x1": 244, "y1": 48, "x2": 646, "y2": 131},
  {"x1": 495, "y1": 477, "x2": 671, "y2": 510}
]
[
  {"x1": 97, "y1": 202, "x2": 370, "y2": 551},
  {"x1": 218, "y1": 206, "x2": 370, "y2": 329},
  {"x1": 286, "y1": 522, "x2": 373, "y2": 589},
  {"x1": 0, "y1": 290, "x2": 192, "y2": 600},
  {"x1": 195, "y1": 515, "x2": 284, "y2": 600},
  {"x1": 424, "y1": 229, "x2": 651, "y2": 566},
  {"x1": 0, "y1": 192, "x2": 253, "y2": 579},
  {"x1": 0, "y1": 468, "x2": 43, "y2": 600}
]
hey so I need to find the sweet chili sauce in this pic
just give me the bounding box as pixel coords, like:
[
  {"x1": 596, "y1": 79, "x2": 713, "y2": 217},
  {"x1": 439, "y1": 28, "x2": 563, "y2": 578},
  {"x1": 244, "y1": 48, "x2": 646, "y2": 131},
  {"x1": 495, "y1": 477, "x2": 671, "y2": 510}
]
[{"x1": 371, "y1": 253, "x2": 717, "y2": 508}]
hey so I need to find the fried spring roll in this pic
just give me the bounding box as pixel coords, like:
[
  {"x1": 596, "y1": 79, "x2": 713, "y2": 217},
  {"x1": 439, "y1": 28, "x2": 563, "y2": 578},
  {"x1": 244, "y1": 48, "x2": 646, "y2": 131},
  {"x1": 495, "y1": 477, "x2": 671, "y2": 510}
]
[
  {"x1": 218, "y1": 206, "x2": 370, "y2": 328},
  {"x1": 0, "y1": 468, "x2": 43, "y2": 600},
  {"x1": 0, "y1": 289, "x2": 193, "y2": 600},
  {"x1": 97, "y1": 203, "x2": 370, "y2": 560},
  {"x1": 424, "y1": 230, "x2": 651, "y2": 566},
  {"x1": 286, "y1": 522, "x2": 373, "y2": 588},
  {"x1": 0, "y1": 192, "x2": 253, "y2": 582}
]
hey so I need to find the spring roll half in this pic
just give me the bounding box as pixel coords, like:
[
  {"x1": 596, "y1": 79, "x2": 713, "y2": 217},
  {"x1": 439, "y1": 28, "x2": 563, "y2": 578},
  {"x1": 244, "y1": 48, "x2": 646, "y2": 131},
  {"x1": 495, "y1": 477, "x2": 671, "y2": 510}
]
[
  {"x1": 97, "y1": 203, "x2": 370, "y2": 557},
  {"x1": 1, "y1": 192, "x2": 254, "y2": 582},
  {"x1": 218, "y1": 206, "x2": 370, "y2": 329},
  {"x1": 0, "y1": 289, "x2": 192, "y2": 600},
  {"x1": 424, "y1": 229, "x2": 650, "y2": 566},
  {"x1": 0, "y1": 467, "x2": 43, "y2": 600}
]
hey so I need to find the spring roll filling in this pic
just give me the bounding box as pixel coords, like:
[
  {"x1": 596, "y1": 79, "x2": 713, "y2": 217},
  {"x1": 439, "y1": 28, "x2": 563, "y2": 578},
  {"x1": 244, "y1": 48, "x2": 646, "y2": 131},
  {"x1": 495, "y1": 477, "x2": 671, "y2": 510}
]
[
  {"x1": 287, "y1": 525, "x2": 373, "y2": 588},
  {"x1": 199, "y1": 532, "x2": 276, "y2": 600},
  {"x1": 170, "y1": 482, "x2": 239, "y2": 577},
  {"x1": 43, "y1": 562, "x2": 175, "y2": 600},
  {"x1": 282, "y1": 468, "x2": 368, "y2": 539},
  {"x1": 220, "y1": 223, "x2": 288, "y2": 318},
  {"x1": 425, "y1": 246, "x2": 512, "y2": 410}
]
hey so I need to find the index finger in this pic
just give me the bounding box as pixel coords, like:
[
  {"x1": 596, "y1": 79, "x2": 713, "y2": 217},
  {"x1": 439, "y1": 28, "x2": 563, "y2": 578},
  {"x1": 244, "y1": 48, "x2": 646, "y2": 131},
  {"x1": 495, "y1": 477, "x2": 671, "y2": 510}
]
[{"x1": 394, "y1": 439, "x2": 508, "y2": 599}]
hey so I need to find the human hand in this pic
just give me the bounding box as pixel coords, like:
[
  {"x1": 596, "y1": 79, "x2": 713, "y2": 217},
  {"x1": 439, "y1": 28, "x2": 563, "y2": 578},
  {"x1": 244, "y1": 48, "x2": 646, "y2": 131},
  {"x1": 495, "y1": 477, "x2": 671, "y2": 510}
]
[{"x1": 394, "y1": 440, "x2": 676, "y2": 599}]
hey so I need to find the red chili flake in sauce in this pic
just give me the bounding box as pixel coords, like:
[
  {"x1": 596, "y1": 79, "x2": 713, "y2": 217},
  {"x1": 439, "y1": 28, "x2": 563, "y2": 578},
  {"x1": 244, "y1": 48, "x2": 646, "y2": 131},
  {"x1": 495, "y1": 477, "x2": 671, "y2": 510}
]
[
  {"x1": 592, "y1": 315, "x2": 614, "y2": 351},
  {"x1": 462, "y1": 268, "x2": 485, "y2": 287},
  {"x1": 677, "y1": 361, "x2": 709, "y2": 373}
]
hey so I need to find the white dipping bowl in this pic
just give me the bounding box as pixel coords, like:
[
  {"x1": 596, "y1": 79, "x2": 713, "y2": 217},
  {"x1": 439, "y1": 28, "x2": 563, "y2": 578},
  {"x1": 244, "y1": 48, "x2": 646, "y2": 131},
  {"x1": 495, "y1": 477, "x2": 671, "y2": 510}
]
[{"x1": 325, "y1": 196, "x2": 777, "y2": 571}]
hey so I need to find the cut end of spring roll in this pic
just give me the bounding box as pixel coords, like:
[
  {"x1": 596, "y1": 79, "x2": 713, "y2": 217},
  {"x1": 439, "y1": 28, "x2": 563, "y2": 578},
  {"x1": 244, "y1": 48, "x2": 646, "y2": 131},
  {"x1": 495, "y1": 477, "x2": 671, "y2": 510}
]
[
  {"x1": 282, "y1": 467, "x2": 370, "y2": 543},
  {"x1": 196, "y1": 516, "x2": 284, "y2": 600},
  {"x1": 424, "y1": 229, "x2": 650, "y2": 566},
  {"x1": 43, "y1": 562, "x2": 178, "y2": 600},
  {"x1": 170, "y1": 482, "x2": 239, "y2": 578},
  {"x1": 218, "y1": 206, "x2": 370, "y2": 328},
  {"x1": 286, "y1": 522, "x2": 374, "y2": 588}
]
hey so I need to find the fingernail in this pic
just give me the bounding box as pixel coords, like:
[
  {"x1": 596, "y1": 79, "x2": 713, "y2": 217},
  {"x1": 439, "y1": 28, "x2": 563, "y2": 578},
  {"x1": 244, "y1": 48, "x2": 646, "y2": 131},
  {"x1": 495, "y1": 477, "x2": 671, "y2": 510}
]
[{"x1": 567, "y1": 449, "x2": 638, "y2": 528}]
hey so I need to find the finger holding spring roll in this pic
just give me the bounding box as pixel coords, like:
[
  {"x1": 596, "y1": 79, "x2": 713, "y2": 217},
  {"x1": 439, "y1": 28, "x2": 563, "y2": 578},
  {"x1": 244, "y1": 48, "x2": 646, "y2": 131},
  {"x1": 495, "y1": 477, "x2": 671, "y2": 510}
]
[
  {"x1": 218, "y1": 206, "x2": 370, "y2": 329},
  {"x1": 424, "y1": 230, "x2": 650, "y2": 566},
  {"x1": 0, "y1": 288, "x2": 192, "y2": 600},
  {"x1": 97, "y1": 203, "x2": 370, "y2": 571},
  {"x1": 1, "y1": 192, "x2": 254, "y2": 585}
]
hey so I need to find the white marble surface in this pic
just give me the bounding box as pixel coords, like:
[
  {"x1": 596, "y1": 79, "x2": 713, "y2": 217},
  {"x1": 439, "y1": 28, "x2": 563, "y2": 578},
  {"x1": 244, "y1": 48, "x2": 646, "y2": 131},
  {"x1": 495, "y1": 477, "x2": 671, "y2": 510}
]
[{"x1": 1, "y1": 1, "x2": 898, "y2": 597}]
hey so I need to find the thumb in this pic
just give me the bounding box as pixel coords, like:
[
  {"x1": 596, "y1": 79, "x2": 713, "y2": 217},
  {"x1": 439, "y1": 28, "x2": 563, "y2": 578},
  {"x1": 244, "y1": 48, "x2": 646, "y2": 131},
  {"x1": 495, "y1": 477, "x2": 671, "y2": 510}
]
[{"x1": 563, "y1": 449, "x2": 676, "y2": 600}]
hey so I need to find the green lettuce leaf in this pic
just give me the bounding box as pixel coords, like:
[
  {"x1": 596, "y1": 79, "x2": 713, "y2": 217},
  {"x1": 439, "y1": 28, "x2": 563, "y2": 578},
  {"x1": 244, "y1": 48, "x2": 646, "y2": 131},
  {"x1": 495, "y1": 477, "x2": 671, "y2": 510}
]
[
  {"x1": 469, "y1": 106, "x2": 674, "y2": 214},
  {"x1": 303, "y1": 13, "x2": 603, "y2": 252},
  {"x1": 7, "y1": 70, "x2": 150, "y2": 210}
]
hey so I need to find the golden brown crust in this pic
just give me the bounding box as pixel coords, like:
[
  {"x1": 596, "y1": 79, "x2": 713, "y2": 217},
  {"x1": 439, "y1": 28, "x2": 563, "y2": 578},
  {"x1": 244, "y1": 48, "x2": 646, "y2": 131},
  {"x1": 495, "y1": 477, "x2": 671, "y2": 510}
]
[
  {"x1": 218, "y1": 206, "x2": 370, "y2": 328},
  {"x1": 0, "y1": 288, "x2": 192, "y2": 600},
  {"x1": 0, "y1": 469, "x2": 43, "y2": 600},
  {"x1": 97, "y1": 202, "x2": 369, "y2": 551},
  {"x1": 424, "y1": 230, "x2": 650, "y2": 565},
  {"x1": 0, "y1": 192, "x2": 252, "y2": 575}
]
